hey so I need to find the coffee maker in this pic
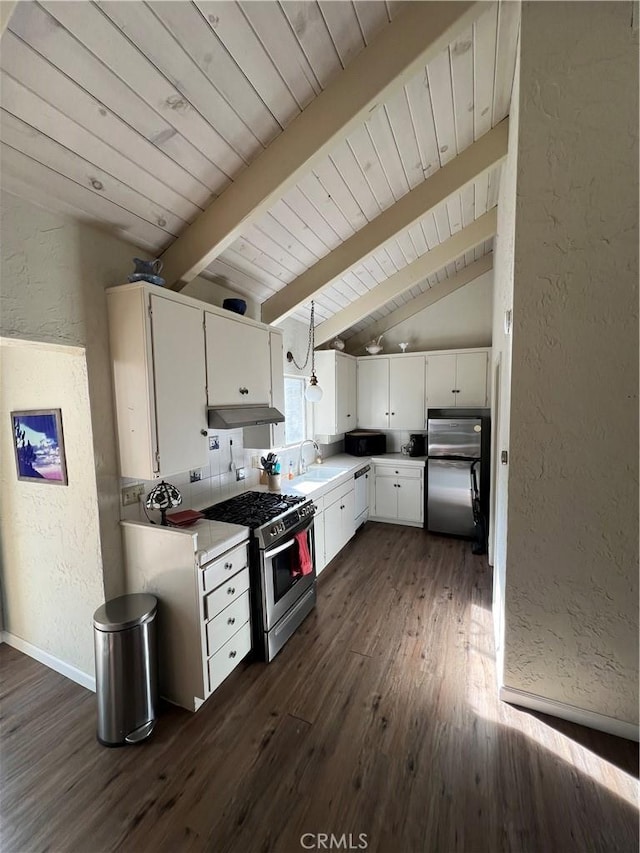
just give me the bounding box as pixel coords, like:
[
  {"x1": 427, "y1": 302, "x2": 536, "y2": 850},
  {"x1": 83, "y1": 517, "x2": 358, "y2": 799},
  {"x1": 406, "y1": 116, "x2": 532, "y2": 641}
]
[{"x1": 404, "y1": 433, "x2": 426, "y2": 457}]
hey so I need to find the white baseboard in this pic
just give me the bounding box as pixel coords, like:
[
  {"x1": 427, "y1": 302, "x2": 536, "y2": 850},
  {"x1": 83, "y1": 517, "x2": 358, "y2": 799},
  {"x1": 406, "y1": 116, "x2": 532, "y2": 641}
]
[
  {"x1": 500, "y1": 684, "x2": 639, "y2": 742},
  {"x1": 1, "y1": 631, "x2": 96, "y2": 693}
]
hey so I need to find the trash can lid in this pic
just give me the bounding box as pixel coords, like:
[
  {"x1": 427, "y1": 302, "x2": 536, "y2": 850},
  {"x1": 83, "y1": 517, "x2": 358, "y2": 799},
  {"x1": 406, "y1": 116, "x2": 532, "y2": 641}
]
[{"x1": 93, "y1": 593, "x2": 157, "y2": 631}]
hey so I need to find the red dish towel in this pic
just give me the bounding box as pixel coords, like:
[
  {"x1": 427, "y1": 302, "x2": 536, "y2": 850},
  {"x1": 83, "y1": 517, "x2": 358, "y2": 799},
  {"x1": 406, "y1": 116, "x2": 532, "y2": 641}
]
[{"x1": 291, "y1": 531, "x2": 313, "y2": 577}]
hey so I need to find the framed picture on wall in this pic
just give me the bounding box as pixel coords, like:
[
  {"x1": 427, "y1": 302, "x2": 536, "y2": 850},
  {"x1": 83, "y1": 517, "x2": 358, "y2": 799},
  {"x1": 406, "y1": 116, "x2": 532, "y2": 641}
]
[{"x1": 11, "y1": 409, "x2": 68, "y2": 485}]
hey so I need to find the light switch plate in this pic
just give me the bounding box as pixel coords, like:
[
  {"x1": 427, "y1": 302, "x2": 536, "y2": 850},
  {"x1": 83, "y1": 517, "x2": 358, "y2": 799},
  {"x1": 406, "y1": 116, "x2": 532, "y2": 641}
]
[{"x1": 122, "y1": 483, "x2": 145, "y2": 506}]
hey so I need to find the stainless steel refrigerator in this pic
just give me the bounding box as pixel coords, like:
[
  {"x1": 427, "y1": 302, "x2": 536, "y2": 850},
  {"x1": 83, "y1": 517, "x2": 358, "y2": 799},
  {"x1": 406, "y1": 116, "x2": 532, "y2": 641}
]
[{"x1": 427, "y1": 417, "x2": 483, "y2": 537}]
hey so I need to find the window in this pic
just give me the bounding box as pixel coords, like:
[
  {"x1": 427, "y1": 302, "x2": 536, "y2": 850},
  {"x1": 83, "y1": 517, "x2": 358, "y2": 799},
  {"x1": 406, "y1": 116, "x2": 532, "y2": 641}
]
[{"x1": 284, "y1": 376, "x2": 306, "y2": 446}]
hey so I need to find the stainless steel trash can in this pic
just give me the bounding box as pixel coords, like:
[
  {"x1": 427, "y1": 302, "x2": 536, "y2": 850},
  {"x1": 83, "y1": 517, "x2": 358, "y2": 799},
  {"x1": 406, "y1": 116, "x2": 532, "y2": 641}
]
[{"x1": 93, "y1": 593, "x2": 158, "y2": 747}]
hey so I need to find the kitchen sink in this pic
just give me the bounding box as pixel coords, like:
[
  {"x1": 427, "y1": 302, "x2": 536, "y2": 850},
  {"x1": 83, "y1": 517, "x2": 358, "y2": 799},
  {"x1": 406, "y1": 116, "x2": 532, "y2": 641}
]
[{"x1": 295, "y1": 466, "x2": 345, "y2": 482}]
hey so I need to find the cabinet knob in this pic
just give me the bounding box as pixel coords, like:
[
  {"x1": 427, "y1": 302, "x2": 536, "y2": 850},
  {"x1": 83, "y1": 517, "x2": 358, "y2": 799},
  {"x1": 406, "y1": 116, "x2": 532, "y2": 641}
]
[
  {"x1": 385, "y1": 412, "x2": 389, "y2": 416},
  {"x1": 200, "y1": 429, "x2": 208, "y2": 436},
  {"x1": 239, "y1": 387, "x2": 249, "y2": 395},
  {"x1": 224, "y1": 562, "x2": 233, "y2": 570},
  {"x1": 347, "y1": 413, "x2": 351, "y2": 417},
  {"x1": 227, "y1": 617, "x2": 236, "y2": 625},
  {"x1": 229, "y1": 650, "x2": 237, "y2": 658},
  {"x1": 391, "y1": 412, "x2": 395, "y2": 416},
  {"x1": 227, "y1": 587, "x2": 235, "y2": 595}
]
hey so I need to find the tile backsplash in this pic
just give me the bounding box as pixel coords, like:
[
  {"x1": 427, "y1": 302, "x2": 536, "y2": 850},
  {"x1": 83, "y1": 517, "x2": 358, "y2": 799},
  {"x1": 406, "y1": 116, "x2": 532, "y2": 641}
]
[{"x1": 120, "y1": 430, "x2": 327, "y2": 523}]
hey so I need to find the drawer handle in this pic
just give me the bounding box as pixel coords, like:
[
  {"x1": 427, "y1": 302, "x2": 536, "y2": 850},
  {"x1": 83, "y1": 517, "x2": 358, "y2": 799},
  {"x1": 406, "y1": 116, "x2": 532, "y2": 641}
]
[
  {"x1": 229, "y1": 650, "x2": 237, "y2": 658},
  {"x1": 227, "y1": 587, "x2": 235, "y2": 595},
  {"x1": 239, "y1": 387, "x2": 249, "y2": 395},
  {"x1": 227, "y1": 617, "x2": 236, "y2": 625},
  {"x1": 224, "y1": 562, "x2": 233, "y2": 570}
]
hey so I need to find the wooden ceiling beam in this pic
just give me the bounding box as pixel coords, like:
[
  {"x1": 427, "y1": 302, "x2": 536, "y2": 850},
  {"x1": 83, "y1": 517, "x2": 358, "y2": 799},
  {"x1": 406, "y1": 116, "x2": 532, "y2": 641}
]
[
  {"x1": 344, "y1": 254, "x2": 493, "y2": 354},
  {"x1": 159, "y1": 1, "x2": 488, "y2": 289},
  {"x1": 261, "y1": 118, "x2": 507, "y2": 324},
  {"x1": 314, "y1": 208, "x2": 497, "y2": 345}
]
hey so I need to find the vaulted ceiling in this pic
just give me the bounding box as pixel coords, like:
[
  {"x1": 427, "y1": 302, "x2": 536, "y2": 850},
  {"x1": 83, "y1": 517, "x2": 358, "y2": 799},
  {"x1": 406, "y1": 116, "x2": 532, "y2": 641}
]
[{"x1": 0, "y1": 1, "x2": 520, "y2": 341}]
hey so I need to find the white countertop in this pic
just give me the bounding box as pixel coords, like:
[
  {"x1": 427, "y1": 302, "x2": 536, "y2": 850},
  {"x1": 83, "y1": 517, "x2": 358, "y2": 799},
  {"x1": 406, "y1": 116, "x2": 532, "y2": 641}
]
[{"x1": 120, "y1": 518, "x2": 249, "y2": 566}]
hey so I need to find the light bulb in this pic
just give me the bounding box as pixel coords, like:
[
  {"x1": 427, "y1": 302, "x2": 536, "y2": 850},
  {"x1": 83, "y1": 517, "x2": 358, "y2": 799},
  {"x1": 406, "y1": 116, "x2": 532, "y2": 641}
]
[{"x1": 305, "y1": 382, "x2": 323, "y2": 403}]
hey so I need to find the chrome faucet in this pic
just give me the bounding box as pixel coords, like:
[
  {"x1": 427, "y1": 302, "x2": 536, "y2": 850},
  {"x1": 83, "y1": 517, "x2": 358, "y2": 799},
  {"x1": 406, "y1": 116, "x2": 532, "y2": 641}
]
[{"x1": 298, "y1": 440, "x2": 320, "y2": 475}]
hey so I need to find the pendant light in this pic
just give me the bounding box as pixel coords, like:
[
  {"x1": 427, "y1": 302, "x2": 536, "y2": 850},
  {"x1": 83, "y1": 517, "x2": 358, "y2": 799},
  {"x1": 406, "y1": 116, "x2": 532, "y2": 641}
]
[{"x1": 285, "y1": 301, "x2": 323, "y2": 403}]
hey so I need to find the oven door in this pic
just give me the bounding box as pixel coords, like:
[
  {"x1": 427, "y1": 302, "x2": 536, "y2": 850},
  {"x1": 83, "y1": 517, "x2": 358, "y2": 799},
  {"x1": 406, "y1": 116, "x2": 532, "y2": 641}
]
[{"x1": 261, "y1": 518, "x2": 315, "y2": 631}]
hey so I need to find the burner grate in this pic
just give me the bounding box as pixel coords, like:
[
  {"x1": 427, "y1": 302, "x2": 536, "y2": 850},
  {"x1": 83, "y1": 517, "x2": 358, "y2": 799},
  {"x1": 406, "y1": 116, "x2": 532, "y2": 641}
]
[{"x1": 201, "y1": 491, "x2": 305, "y2": 528}]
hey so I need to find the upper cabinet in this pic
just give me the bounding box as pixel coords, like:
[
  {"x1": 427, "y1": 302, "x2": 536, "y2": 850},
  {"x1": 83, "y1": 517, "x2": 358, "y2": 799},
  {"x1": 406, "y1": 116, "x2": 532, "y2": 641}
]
[
  {"x1": 107, "y1": 286, "x2": 209, "y2": 480},
  {"x1": 107, "y1": 283, "x2": 286, "y2": 478},
  {"x1": 356, "y1": 357, "x2": 389, "y2": 430},
  {"x1": 313, "y1": 351, "x2": 357, "y2": 438},
  {"x1": 389, "y1": 357, "x2": 425, "y2": 429},
  {"x1": 426, "y1": 351, "x2": 488, "y2": 408},
  {"x1": 357, "y1": 356, "x2": 425, "y2": 430},
  {"x1": 205, "y1": 312, "x2": 271, "y2": 406}
]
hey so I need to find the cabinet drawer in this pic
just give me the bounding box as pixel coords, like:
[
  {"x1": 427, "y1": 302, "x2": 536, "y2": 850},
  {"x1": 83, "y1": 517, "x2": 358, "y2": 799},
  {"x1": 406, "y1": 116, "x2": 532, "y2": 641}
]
[
  {"x1": 204, "y1": 567, "x2": 250, "y2": 620},
  {"x1": 207, "y1": 621, "x2": 251, "y2": 693},
  {"x1": 202, "y1": 543, "x2": 248, "y2": 593},
  {"x1": 206, "y1": 591, "x2": 251, "y2": 656},
  {"x1": 324, "y1": 479, "x2": 352, "y2": 508},
  {"x1": 374, "y1": 464, "x2": 422, "y2": 479}
]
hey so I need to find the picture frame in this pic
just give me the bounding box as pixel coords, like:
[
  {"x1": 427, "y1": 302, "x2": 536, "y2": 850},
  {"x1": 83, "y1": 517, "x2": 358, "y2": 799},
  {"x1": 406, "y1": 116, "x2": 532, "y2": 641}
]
[{"x1": 11, "y1": 409, "x2": 68, "y2": 486}]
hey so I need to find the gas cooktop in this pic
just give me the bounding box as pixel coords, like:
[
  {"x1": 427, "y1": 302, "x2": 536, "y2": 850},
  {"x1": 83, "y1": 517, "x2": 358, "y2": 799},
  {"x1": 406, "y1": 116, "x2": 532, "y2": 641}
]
[{"x1": 201, "y1": 491, "x2": 307, "y2": 529}]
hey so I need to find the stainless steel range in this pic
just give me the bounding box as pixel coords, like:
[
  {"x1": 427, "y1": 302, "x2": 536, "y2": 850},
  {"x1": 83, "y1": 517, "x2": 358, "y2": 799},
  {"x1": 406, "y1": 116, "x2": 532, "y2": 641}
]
[{"x1": 202, "y1": 491, "x2": 316, "y2": 661}]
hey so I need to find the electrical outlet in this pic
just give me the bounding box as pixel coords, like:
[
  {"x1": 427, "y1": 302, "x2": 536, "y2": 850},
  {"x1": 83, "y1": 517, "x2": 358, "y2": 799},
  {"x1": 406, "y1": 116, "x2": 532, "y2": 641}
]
[
  {"x1": 190, "y1": 469, "x2": 202, "y2": 483},
  {"x1": 122, "y1": 483, "x2": 145, "y2": 506},
  {"x1": 251, "y1": 455, "x2": 260, "y2": 469},
  {"x1": 236, "y1": 467, "x2": 246, "y2": 481}
]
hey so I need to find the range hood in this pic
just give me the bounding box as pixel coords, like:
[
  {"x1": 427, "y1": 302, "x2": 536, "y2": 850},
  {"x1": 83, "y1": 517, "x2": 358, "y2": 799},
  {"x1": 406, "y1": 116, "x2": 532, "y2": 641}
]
[{"x1": 207, "y1": 405, "x2": 284, "y2": 430}]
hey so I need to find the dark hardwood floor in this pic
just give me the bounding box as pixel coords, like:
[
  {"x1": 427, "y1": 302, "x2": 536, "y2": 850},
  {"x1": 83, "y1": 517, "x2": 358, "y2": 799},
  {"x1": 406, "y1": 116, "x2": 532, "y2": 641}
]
[{"x1": 1, "y1": 523, "x2": 638, "y2": 853}]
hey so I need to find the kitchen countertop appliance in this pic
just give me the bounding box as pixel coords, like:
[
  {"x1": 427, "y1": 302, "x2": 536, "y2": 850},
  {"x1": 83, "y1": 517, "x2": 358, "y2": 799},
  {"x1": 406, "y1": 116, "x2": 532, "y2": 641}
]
[
  {"x1": 202, "y1": 491, "x2": 316, "y2": 661},
  {"x1": 427, "y1": 417, "x2": 484, "y2": 542}
]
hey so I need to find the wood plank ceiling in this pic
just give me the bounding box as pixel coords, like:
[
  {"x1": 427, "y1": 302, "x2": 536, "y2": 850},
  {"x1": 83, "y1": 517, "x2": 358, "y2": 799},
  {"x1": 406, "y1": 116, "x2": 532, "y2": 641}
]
[{"x1": 0, "y1": 1, "x2": 519, "y2": 336}]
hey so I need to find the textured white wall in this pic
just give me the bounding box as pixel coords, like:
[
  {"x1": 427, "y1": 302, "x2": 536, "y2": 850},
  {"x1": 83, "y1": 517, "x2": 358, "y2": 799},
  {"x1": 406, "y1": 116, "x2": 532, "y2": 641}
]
[
  {"x1": 490, "y1": 44, "x2": 520, "y2": 668},
  {"x1": 503, "y1": 1, "x2": 638, "y2": 724},
  {"x1": 0, "y1": 339, "x2": 105, "y2": 676},
  {"x1": 364, "y1": 270, "x2": 493, "y2": 355}
]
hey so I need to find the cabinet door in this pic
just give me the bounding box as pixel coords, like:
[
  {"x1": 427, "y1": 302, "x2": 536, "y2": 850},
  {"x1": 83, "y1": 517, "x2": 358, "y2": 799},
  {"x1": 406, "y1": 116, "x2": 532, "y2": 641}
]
[
  {"x1": 426, "y1": 354, "x2": 457, "y2": 408},
  {"x1": 397, "y1": 477, "x2": 423, "y2": 524},
  {"x1": 374, "y1": 476, "x2": 397, "y2": 519},
  {"x1": 337, "y1": 355, "x2": 357, "y2": 433},
  {"x1": 324, "y1": 498, "x2": 344, "y2": 566},
  {"x1": 341, "y1": 486, "x2": 355, "y2": 545},
  {"x1": 390, "y1": 357, "x2": 425, "y2": 430},
  {"x1": 150, "y1": 295, "x2": 208, "y2": 476},
  {"x1": 269, "y1": 331, "x2": 286, "y2": 447},
  {"x1": 455, "y1": 352, "x2": 488, "y2": 407},
  {"x1": 357, "y1": 358, "x2": 389, "y2": 429},
  {"x1": 313, "y1": 509, "x2": 326, "y2": 575},
  {"x1": 205, "y1": 313, "x2": 271, "y2": 405}
]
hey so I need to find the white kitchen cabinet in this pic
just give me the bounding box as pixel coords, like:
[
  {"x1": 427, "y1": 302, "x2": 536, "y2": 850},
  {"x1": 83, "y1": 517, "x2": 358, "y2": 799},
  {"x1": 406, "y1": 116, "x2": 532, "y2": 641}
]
[
  {"x1": 269, "y1": 331, "x2": 286, "y2": 447},
  {"x1": 389, "y1": 356, "x2": 425, "y2": 430},
  {"x1": 372, "y1": 462, "x2": 424, "y2": 527},
  {"x1": 312, "y1": 495, "x2": 326, "y2": 575},
  {"x1": 313, "y1": 351, "x2": 357, "y2": 438},
  {"x1": 323, "y1": 480, "x2": 355, "y2": 566},
  {"x1": 357, "y1": 357, "x2": 389, "y2": 429},
  {"x1": 205, "y1": 312, "x2": 271, "y2": 406},
  {"x1": 426, "y1": 351, "x2": 488, "y2": 408},
  {"x1": 107, "y1": 284, "x2": 209, "y2": 480},
  {"x1": 357, "y1": 356, "x2": 425, "y2": 430},
  {"x1": 121, "y1": 520, "x2": 250, "y2": 712}
]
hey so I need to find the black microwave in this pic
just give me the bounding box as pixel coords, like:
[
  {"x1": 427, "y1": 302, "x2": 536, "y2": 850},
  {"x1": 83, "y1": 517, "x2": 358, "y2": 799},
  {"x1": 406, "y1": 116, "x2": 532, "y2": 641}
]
[{"x1": 344, "y1": 430, "x2": 387, "y2": 457}]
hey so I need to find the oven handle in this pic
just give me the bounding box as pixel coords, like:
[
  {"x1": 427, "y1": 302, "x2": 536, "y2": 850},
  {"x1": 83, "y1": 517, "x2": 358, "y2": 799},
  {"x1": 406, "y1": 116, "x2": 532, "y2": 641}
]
[
  {"x1": 263, "y1": 517, "x2": 313, "y2": 559},
  {"x1": 264, "y1": 538, "x2": 297, "y2": 559}
]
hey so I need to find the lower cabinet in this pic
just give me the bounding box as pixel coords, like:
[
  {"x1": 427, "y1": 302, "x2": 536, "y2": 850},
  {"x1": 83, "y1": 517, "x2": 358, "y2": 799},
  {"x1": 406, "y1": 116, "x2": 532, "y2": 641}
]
[
  {"x1": 372, "y1": 463, "x2": 424, "y2": 527},
  {"x1": 313, "y1": 496, "x2": 326, "y2": 575},
  {"x1": 323, "y1": 481, "x2": 355, "y2": 568},
  {"x1": 121, "y1": 521, "x2": 251, "y2": 712}
]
